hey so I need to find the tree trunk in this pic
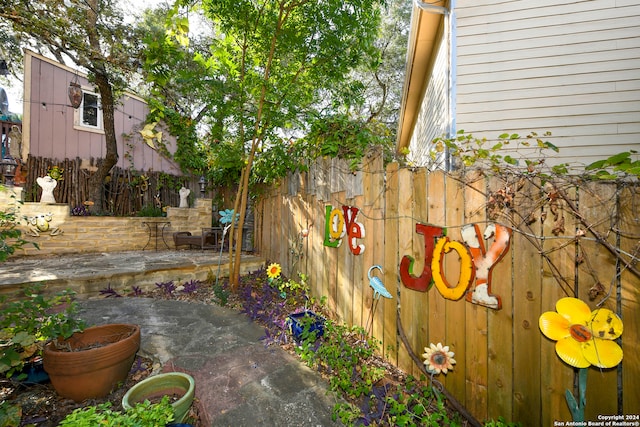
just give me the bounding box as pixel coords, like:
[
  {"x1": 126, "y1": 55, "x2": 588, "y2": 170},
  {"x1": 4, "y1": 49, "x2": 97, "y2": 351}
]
[
  {"x1": 86, "y1": 73, "x2": 118, "y2": 213},
  {"x1": 85, "y1": 0, "x2": 118, "y2": 214}
]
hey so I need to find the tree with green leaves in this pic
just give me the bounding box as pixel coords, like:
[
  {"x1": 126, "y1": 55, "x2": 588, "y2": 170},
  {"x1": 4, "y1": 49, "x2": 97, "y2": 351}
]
[
  {"x1": 165, "y1": 0, "x2": 387, "y2": 287},
  {"x1": 0, "y1": 0, "x2": 144, "y2": 213}
]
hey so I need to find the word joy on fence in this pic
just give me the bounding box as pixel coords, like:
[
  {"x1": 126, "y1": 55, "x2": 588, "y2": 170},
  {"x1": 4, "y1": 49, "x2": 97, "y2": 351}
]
[{"x1": 323, "y1": 204, "x2": 512, "y2": 310}]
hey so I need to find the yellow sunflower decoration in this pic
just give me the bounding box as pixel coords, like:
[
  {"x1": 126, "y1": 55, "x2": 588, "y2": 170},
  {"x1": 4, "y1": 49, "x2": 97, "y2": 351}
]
[
  {"x1": 266, "y1": 263, "x2": 282, "y2": 280},
  {"x1": 539, "y1": 297, "x2": 623, "y2": 369}
]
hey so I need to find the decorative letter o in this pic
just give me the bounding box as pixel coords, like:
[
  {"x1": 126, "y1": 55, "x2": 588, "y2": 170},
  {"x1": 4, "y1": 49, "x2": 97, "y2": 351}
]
[{"x1": 431, "y1": 237, "x2": 475, "y2": 301}]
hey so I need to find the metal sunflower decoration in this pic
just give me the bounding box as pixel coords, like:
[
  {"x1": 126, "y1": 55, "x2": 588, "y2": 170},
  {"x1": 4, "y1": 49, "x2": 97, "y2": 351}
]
[
  {"x1": 422, "y1": 342, "x2": 456, "y2": 375},
  {"x1": 539, "y1": 297, "x2": 623, "y2": 421}
]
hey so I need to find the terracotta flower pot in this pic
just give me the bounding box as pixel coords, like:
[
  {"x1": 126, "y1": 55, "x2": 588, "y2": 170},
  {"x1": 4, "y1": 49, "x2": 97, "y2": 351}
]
[
  {"x1": 43, "y1": 323, "x2": 140, "y2": 402},
  {"x1": 122, "y1": 372, "x2": 195, "y2": 423}
]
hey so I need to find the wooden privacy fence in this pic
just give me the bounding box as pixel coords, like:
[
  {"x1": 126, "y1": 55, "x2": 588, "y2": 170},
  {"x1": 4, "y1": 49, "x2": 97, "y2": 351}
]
[{"x1": 255, "y1": 152, "x2": 640, "y2": 426}]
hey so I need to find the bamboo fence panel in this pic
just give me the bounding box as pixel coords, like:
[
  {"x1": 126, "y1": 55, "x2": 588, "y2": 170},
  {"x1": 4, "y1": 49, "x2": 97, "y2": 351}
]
[
  {"x1": 255, "y1": 154, "x2": 640, "y2": 426},
  {"x1": 23, "y1": 156, "x2": 193, "y2": 215}
]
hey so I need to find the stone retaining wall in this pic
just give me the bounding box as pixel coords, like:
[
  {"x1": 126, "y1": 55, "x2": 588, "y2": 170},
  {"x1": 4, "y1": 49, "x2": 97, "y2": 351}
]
[{"x1": 1, "y1": 186, "x2": 213, "y2": 256}]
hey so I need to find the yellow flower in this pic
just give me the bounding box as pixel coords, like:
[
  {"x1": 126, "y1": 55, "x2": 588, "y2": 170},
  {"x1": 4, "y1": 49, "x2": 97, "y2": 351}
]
[
  {"x1": 422, "y1": 342, "x2": 456, "y2": 375},
  {"x1": 539, "y1": 297, "x2": 623, "y2": 369},
  {"x1": 266, "y1": 263, "x2": 282, "y2": 280}
]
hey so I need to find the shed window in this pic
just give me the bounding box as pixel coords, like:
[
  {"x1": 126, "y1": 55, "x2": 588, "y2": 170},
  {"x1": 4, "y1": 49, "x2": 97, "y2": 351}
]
[{"x1": 74, "y1": 89, "x2": 103, "y2": 132}]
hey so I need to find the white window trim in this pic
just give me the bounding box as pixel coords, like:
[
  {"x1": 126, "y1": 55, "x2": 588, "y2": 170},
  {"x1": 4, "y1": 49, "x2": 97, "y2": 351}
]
[{"x1": 73, "y1": 88, "x2": 104, "y2": 134}]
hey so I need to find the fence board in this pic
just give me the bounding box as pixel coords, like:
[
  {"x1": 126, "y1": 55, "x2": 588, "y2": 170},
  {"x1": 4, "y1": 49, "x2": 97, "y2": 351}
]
[
  {"x1": 412, "y1": 168, "x2": 430, "y2": 379},
  {"x1": 383, "y1": 162, "x2": 400, "y2": 366},
  {"x1": 398, "y1": 168, "x2": 415, "y2": 374},
  {"x1": 326, "y1": 194, "x2": 340, "y2": 316},
  {"x1": 369, "y1": 153, "x2": 386, "y2": 348},
  {"x1": 427, "y1": 171, "x2": 447, "y2": 351},
  {"x1": 352, "y1": 191, "x2": 364, "y2": 331},
  {"x1": 464, "y1": 172, "x2": 489, "y2": 421},
  {"x1": 358, "y1": 159, "x2": 374, "y2": 333},
  {"x1": 333, "y1": 189, "x2": 356, "y2": 325},
  {"x1": 540, "y1": 185, "x2": 574, "y2": 426},
  {"x1": 510, "y1": 178, "x2": 543, "y2": 426},
  {"x1": 443, "y1": 173, "x2": 467, "y2": 396},
  {"x1": 312, "y1": 197, "x2": 326, "y2": 311},
  {"x1": 618, "y1": 184, "x2": 640, "y2": 416},
  {"x1": 484, "y1": 176, "x2": 514, "y2": 421},
  {"x1": 371, "y1": 205, "x2": 386, "y2": 349},
  {"x1": 578, "y1": 182, "x2": 619, "y2": 419}
]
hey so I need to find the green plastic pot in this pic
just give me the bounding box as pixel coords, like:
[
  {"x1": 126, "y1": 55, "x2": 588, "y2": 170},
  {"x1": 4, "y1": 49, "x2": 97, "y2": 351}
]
[{"x1": 122, "y1": 372, "x2": 195, "y2": 423}]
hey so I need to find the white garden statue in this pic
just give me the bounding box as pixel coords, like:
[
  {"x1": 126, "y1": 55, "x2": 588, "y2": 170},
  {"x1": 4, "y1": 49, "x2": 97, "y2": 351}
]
[
  {"x1": 179, "y1": 186, "x2": 190, "y2": 208},
  {"x1": 37, "y1": 175, "x2": 57, "y2": 203}
]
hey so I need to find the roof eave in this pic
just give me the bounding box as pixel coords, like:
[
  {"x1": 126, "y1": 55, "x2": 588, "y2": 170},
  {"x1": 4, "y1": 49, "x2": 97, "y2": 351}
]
[{"x1": 396, "y1": 2, "x2": 447, "y2": 153}]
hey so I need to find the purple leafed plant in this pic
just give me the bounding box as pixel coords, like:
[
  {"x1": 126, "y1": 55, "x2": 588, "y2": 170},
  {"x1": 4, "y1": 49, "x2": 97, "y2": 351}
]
[
  {"x1": 155, "y1": 280, "x2": 176, "y2": 296},
  {"x1": 99, "y1": 284, "x2": 122, "y2": 298},
  {"x1": 181, "y1": 279, "x2": 200, "y2": 294},
  {"x1": 238, "y1": 273, "x2": 292, "y2": 345},
  {"x1": 70, "y1": 205, "x2": 90, "y2": 216}
]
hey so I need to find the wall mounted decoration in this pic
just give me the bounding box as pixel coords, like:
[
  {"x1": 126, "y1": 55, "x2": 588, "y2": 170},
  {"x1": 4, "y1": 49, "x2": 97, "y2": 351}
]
[
  {"x1": 26, "y1": 212, "x2": 63, "y2": 237},
  {"x1": 460, "y1": 223, "x2": 512, "y2": 309},
  {"x1": 400, "y1": 224, "x2": 442, "y2": 292},
  {"x1": 323, "y1": 205, "x2": 365, "y2": 255},
  {"x1": 399, "y1": 222, "x2": 512, "y2": 309},
  {"x1": 68, "y1": 81, "x2": 82, "y2": 109},
  {"x1": 431, "y1": 236, "x2": 475, "y2": 301},
  {"x1": 364, "y1": 265, "x2": 392, "y2": 337}
]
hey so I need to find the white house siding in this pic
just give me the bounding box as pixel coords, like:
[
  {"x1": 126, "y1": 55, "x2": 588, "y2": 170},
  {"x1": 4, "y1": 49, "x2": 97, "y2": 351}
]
[
  {"x1": 454, "y1": 0, "x2": 640, "y2": 170},
  {"x1": 408, "y1": 35, "x2": 450, "y2": 168}
]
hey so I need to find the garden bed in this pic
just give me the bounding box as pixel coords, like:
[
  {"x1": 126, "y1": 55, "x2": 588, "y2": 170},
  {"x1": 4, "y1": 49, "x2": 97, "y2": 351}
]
[
  {"x1": 1, "y1": 354, "x2": 204, "y2": 426},
  {"x1": 2, "y1": 267, "x2": 487, "y2": 426}
]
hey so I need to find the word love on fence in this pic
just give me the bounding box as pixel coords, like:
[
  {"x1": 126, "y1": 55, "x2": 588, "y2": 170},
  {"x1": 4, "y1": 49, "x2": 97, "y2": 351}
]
[
  {"x1": 323, "y1": 205, "x2": 366, "y2": 255},
  {"x1": 400, "y1": 223, "x2": 512, "y2": 310}
]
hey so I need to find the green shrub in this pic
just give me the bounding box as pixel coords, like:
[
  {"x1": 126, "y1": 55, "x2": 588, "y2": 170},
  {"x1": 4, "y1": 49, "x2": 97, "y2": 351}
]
[
  {"x1": 0, "y1": 285, "x2": 85, "y2": 378},
  {"x1": 0, "y1": 193, "x2": 36, "y2": 262},
  {"x1": 58, "y1": 396, "x2": 174, "y2": 426}
]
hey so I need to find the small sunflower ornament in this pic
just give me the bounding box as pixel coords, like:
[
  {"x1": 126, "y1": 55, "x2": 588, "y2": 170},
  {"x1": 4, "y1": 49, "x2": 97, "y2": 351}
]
[
  {"x1": 422, "y1": 342, "x2": 456, "y2": 375},
  {"x1": 266, "y1": 263, "x2": 282, "y2": 280}
]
